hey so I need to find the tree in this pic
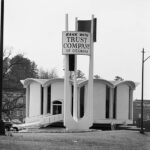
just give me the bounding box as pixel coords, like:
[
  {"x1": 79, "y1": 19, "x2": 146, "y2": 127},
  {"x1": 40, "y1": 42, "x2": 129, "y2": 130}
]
[
  {"x1": 38, "y1": 68, "x2": 58, "y2": 79},
  {"x1": 2, "y1": 50, "x2": 38, "y2": 120},
  {"x1": 70, "y1": 70, "x2": 86, "y2": 80},
  {"x1": 94, "y1": 74, "x2": 101, "y2": 79},
  {"x1": 6, "y1": 54, "x2": 38, "y2": 89},
  {"x1": 3, "y1": 50, "x2": 11, "y2": 79},
  {"x1": 114, "y1": 76, "x2": 124, "y2": 81},
  {"x1": 2, "y1": 92, "x2": 25, "y2": 120}
]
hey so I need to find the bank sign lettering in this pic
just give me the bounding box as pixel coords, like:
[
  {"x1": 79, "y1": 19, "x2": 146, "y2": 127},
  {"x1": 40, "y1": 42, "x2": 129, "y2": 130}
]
[{"x1": 62, "y1": 31, "x2": 91, "y2": 55}]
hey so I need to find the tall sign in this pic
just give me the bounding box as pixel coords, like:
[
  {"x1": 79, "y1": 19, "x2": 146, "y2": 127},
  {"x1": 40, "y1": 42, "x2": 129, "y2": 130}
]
[
  {"x1": 78, "y1": 18, "x2": 97, "y2": 42},
  {"x1": 63, "y1": 14, "x2": 96, "y2": 130},
  {"x1": 62, "y1": 31, "x2": 91, "y2": 55}
]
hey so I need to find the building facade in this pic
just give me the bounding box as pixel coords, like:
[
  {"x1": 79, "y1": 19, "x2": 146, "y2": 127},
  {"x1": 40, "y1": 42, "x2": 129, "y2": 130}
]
[
  {"x1": 133, "y1": 99, "x2": 150, "y2": 125},
  {"x1": 21, "y1": 78, "x2": 136, "y2": 128}
]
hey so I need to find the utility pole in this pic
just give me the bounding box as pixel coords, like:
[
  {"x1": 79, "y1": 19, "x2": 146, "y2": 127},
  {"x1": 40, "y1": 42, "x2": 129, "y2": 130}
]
[
  {"x1": 140, "y1": 48, "x2": 144, "y2": 134},
  {"x1": 0, "y1": 0, "x2": 5, "y2": 135},
  {"x1": 140, "y1": 48, "x2": 150, "y2": 134}
]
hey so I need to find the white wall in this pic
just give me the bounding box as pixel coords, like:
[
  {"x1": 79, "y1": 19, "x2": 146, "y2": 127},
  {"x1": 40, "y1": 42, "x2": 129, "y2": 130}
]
[
  {"x1": 117, "y1": 84, "x2": 129, "y2": 119},
  {"x1": 29, "y1": 82, "x2": 41, "y2": 117},
  {"x1": 93, "y1": 83, "x2": 106, "y2": 121},
  {"x1": 51, "y1": 81, "x2": 64, "y2": 102},
  {"x1": 26, "y1": 79, "x2": 132, "y2": 125}
]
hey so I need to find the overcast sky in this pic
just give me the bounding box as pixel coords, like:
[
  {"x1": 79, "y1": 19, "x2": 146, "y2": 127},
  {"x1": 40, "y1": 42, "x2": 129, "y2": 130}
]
[{"x1": 3, "y1": 0, "x2": 150, "y2": 99}]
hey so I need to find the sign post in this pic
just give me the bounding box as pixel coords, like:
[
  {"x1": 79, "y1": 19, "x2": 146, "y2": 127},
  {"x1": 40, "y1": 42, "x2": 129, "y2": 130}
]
[
  {"x1": 73, "y1": 17, "x2": 78, "y2": 121},
  {"x1": 63, "y1": 14, "x2": 96, "y2": 130},
  {"x1": 63, "y1": 14, "x2": 70, "y2": 127},
  {"x1": 87, "y1": 15, "x2": 94, "y2": 124}
]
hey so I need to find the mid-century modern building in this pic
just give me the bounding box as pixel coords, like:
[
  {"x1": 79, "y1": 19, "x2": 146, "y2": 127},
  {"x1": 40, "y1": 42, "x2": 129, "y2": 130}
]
[{"x1": 21, "y1": 78, "x2": 137, "y2": 128}]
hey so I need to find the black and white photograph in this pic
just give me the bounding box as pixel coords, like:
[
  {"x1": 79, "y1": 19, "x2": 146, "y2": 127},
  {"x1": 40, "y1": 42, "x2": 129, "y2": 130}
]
[{"x1": 0, "y1": 0, "x2": 150, "y2": 149}]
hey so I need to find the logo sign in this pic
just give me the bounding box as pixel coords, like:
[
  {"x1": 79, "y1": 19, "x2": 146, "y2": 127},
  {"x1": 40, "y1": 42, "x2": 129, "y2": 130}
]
[{"x1": 62, "y1": 31, "x2": 91, "y2": 55}]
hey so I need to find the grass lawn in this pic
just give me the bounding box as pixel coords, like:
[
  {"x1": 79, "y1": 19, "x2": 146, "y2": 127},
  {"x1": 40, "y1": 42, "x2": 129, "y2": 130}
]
[{"x1": 0, "y1": 130, "x2": 150, "y2": 150}]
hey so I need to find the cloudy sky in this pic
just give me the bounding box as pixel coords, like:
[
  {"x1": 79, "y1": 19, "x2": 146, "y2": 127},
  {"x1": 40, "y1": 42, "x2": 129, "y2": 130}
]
[{"x1": 3, "y1": 0, "x2": 150, "y2": 99}]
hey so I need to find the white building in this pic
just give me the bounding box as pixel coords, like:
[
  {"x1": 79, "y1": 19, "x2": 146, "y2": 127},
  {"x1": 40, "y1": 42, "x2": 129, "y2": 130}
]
[{"x1": 21, "y1": 78, "x2": 136, "y2": 128}]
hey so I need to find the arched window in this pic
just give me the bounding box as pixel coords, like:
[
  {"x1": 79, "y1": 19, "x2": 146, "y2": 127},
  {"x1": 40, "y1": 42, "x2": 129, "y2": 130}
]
[{"x1": 52, "y1": 100, "x2": 62, "y2": 115}]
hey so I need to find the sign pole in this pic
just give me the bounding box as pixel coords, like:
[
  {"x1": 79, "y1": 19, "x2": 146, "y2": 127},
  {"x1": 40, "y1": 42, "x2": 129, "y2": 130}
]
[
  {"x1": 87, "y1": 15, "x2": 94, "y2": 124},
  {"x1": 73, "y1": 17, "x2": 78, "y2": 121},
  {"x1": 64, "y1": 14, "x2": 70, "y2": 127}
]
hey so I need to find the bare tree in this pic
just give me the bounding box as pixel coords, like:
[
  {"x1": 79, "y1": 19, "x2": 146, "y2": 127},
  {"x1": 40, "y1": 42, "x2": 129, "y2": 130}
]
[
  {"x1": 38, "y1": 68, "x2": 58, "y2": 79},
  {"x1": 70, "y1": 70, "x2": 86, "y2": 80},
  {"x1": 2, "y1": 92, "x2": 25, "y2": 120},
  {"x1": 3, "y1": 49, "x2": 12, "y2": 79},
  {"x1": 2, "y1": 49, "x2": 38, "y2": 120}
]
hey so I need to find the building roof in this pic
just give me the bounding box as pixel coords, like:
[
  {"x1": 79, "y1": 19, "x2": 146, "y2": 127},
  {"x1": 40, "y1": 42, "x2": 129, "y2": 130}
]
[
  {"x1": 21, "y1": 78, "x2": 137, "y2": 90},
  {"x1": 20, "y1": 78, "x2": 49, "y2": 87}
]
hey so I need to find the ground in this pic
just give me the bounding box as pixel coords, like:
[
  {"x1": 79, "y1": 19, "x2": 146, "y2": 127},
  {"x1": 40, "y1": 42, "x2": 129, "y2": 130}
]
[{"x1": 0, "y1": 130, "x2": 150, "y2": 150}]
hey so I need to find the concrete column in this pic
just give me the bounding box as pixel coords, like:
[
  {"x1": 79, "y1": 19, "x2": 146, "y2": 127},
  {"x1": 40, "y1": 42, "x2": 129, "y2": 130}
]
[
  {"x1": 73, "y1": 17, "x2": 78, "y2": 121},
  {"x1": 129, "y1": 88, "x2": 133, "y2": 120},
  {"x1": 43, "y1": 87, "x2": 48, "y2": 115},
  {"x1": 73, "y1": 57, "x2": 78, "y2": 121},
  {"x1": 86, "y1": 15, "x2": 94, "y2": 126},
  {"x1": 109, "y1": 88, "x2": 114, "y2": 119},
  {"x1": 25, "y1": 86, "x2": 30, "y2": 117}
]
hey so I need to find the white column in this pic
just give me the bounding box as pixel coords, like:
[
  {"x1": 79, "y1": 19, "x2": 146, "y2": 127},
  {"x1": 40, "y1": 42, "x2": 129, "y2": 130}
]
[
  {"x1": 64, "y1": 14, "x2": 71, "y2": 127},
  {"x1": 73, "y1": 17, "x2": 78, "y2": 121},
  {"x1": 43, "y1": 87, "x2": 48, "y2": 115},
  {"x1": 129, "y1": 88, "x2": 133, "y2": 120},
  {"x1": 25, "y1": 86, "x2": 30, "y2": 117},
  {"x1": 86, "y1": 15, "x2": 94, "y2": 125},
  {"x1": 109, "y1": 88, "x2": 114, "y2": 119}
]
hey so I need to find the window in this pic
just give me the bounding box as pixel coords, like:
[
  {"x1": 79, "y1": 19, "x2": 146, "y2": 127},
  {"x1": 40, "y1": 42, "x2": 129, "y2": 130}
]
[
  {"x1": 80, "y1": 86, "x2": 85, "y2": 118},
  {"x1": 106, "y1": 85, "x2": 110, "y2": 118},
  {"x1": 41, "y1": 86, "x2": 44, "y2": 115},
  {"x1": 53, "y1": 100, "x2": 62, "y2": 115},
  {"x1": 47, "y1": 86, "x2": 51, "y2": 113},
  {"x1": 113, "y1": 87, "x2": 117, "y2": 119},
  {"x1": 71, "y1": 85, "x2": 74, "y2": 116}
]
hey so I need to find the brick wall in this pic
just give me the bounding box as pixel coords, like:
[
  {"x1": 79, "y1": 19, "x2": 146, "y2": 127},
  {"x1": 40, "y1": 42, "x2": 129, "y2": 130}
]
[{"x1": 133, "y1": 100, "x2": 150, "y2": 125}]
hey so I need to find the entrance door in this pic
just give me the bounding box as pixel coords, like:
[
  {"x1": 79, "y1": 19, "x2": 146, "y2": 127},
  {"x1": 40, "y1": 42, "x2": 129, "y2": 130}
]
[{"x1": 53, "y1": 101, "x2": 62, "y2": 115}]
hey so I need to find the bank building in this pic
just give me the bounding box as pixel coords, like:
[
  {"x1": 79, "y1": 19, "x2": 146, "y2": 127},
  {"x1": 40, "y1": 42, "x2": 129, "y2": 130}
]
[{"x1": 21, "y1": 78, "x2": 137, "y2": 129}]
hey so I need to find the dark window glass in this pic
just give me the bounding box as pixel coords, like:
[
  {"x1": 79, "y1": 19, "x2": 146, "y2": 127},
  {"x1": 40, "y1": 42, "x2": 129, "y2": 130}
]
[
  {"x1": 41, "y1": 86, "x2": 44, "y2": 115},
  {"x1": 53, "y1": 101, "x2": 62, "y2": 104},
  {"x1": 106, "y1": 85, "x2": 110, "y2": 118},
  {"x1": 71, "y1": 85, "x2": 74, "y2": 116},
  {"x1": 80, "y1": 86, "x2": 85, "y2": 118},
  {"x1": 47, "y1": 86, "x2": 51, "y2": 113},
  {"x1": 53, "y1": 101, "x2": 62, "y2": 115},
  {"x1": 113, "y1": 87, "x2": 117, "y2": 119}
]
